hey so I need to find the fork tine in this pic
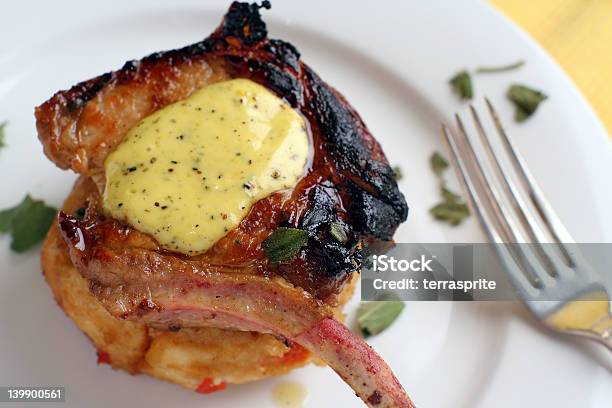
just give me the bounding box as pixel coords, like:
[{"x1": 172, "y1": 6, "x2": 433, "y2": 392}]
[
  {"x1": 443, "y1": 125, "x2": 536, "y2": 296},
  {"x1": 442, "y1": 124, "x2": 502, "y2": 244},
  {"x1": 443, "y1": 120, "x2": 545, "y2": 289},
  {"x1": 469, "y1": 105, "x2": 559, "y2": 277},
  {"x1": 454, "y1": 114, "x2": 524, "y2": 244},
  {"x1": 485, "y1": 98, "x2": 575, "y2": 266}
]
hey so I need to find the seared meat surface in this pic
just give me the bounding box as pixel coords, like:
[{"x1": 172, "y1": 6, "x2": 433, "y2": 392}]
[
  {"x1": 36, "y1": 1, "x2": 407, "y2": 300},
  {"x1": 36, "y1": 2, "x2": 411, "y2": 407},
  {"x1": 43, "y1": 176, "x2": 331, "y2": 385}
]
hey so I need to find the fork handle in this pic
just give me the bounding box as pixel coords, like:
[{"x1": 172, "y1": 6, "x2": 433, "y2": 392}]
[{"x1": 588, "y1": 314, "x2": 612, "y2": 350}]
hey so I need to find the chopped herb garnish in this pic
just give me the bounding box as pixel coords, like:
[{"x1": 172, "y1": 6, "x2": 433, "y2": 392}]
[
  {"x1": 507, "y1": 84, "x2": 547, "y2": 122},
  {"x1": 430, "y1": 152, "x2": 449, "y2": 177},
  {"x1": 441, "y1": 186, "x2": 461, "y2": 204},
  {"x1": 449, "y1": 70, "x2": 473, "y2": 100},
  {"x1": 262, "y1": 227, "x2": 308, "y2": 263},
  {"x1": 329, "y1": 222, "x2": 348, "y2": 243},
  {"x1": 0, "y1": 195, "x2": 57, "y2": 252},
  {"x1": 357, "y1": 292, "x2": 405, "y2": 337},
  {"x1": 429, "y1": 151, "x2": 470, "y2": 226},
  {"x1": 430, "y1": 201, "x2": 470, "y2": 226},
  {"x1": 392, "y1": 165, "x2": 403, "y2": 181},
  {"x1": 476, "y1": 60, "x2": 525, "y2": 74},
  {"x1": 0, "y1": 122, "x2": 7, "y2": 151}
]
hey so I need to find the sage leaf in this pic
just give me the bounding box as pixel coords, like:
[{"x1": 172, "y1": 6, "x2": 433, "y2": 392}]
[
  {"x1": 0, "y1": 195, "x2": 57, "y2": 252},
  {"x1": 329, "y1": 222, "x2": 348, "y2": 243},
  {"x1": 357, "y1": 292, "x2": 405, "y2": 337},
  {"x1": 392, "y1": 165, "x2": 403, "y2": 181},
  {"x1": 476, "y1": 60, "x2": 525, "y2": 73},
  {"x1": 430, "y1": 201, "x2": 470, "y2": 226},
  {"x1": 430, "y1": 152, "x2": 449, "y2": 178},
  {"x1": 507, "y1": 84, "x2": 547, "y2": 122},
  {"x1": 263, "y1": 227, "x2": 308, "y2": 263},
  {"x1": 449, "y1": 70, "x2": 473, "y2": 100}
]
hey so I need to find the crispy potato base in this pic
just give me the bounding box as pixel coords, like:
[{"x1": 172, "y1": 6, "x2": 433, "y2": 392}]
[{"x1": 41, "y1": 177, "x2": 356, "y2": 392}]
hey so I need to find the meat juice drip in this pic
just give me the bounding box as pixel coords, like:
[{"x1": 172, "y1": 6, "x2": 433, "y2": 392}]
[{"x1": 272, "y1": 381, "x2": 308, "y2": 408}]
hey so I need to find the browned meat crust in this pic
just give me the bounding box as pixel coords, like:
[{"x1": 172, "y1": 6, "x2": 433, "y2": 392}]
[
  {"x1": 42, "y1": 182, "x2": 316, "y2": 386},
  {"x1": 36, "y1": 1, "x2": 408, "y2": 300},
  {"x1": 42, "y1": 177, "x2": 362, "y2": 388}
]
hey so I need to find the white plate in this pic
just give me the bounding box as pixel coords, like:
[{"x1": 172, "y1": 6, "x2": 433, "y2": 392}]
[{"x1": 1, "y1": 1, "x2": 611, "y2": 407}]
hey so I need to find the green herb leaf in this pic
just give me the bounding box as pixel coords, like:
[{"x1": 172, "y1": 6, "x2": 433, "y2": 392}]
[
  {"x1": 441, "y1": 186, "x2": 461, "y2": 204},
  {"x1": 0, "y1": 121, "x2": 7, "y2": 150},
  {"x1": 429, "y1": 153, "x2": 470, "y2": 226},
  {"x1": 263, "y1": 227, "x2": 308, "y2": 263},
  {"x1": 329, "y1": 222, "x2": 348, "y2": 243},
  {"x1": 429, "y1": 201, "x2": 470, "y2": 226},
  {"x1": 430, "y1": 152, "x2": 449, "y2": 177},
  {"x1": 0, "y1": 207, "x2": 17, "y2": 233},
  {"x1": 0, "y1": 195, "x2": 57, "y2": 252},
  {"x1": 507, "y1": 84, "x2": 547, "y2": 122},
  {"x1": 357, "y1": 292, "x2": 405, "y2": 337},
  {"x1": 392, "y1": 165, "x2": 403, "y2": 181},
  {"x1": 475, "y1": 60, "x2": 525, "y2": 73},
  {"x1": 449, "y1": 70, "x2": 473, "y2": 100}
]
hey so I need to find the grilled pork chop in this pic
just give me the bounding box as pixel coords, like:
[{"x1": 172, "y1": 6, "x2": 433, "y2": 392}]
[{"x1": 36, "y1": 2, "x2": 411, "y2": 407}]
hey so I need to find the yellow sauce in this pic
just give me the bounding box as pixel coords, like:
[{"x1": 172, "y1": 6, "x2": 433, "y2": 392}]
[
  {"x1": 546, "y1": 293, "x2": 612, "y2": 334},
  {"x1": 103, "y1": 78, "x2": 309, "y2": 254},
  {"x1": 272, "y1": 381, "x2": 308, "y2": 408}
]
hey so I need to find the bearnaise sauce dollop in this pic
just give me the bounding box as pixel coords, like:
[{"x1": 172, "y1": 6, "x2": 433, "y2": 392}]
[{"x1": 103, "y1": 78, "x2": 309, "y2": 254}]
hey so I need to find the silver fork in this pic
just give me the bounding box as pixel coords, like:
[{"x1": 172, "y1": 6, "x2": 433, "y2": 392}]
[{"x1": 441, "y1": 99, "x2": 612, "y2": 351}]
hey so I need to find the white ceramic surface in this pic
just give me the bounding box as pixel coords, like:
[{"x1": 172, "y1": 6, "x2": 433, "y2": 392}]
[{"x1": 1, "y1": 1, "x2": 611, "y2": 407}]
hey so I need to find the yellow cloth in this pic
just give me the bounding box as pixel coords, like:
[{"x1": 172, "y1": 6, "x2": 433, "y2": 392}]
[{"x1": 492, "y1": 0, "x2": 612, "y2": 137}]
